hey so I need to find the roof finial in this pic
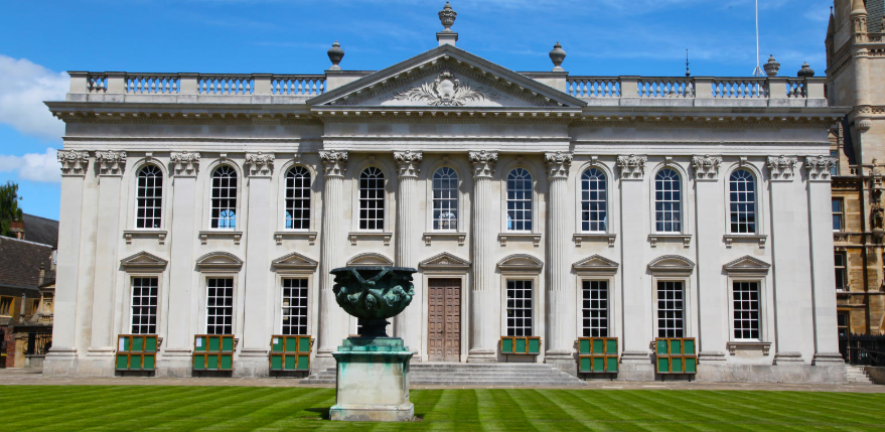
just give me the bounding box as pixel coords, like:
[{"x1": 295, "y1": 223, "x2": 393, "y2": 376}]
[
  {"x1": 437, "y1": 2, "x2": 459, "y2": 46},
  {"x1": 798, "y1": 62, "x2": 815, "y2": 77},
  {"x1": 763, "y1": 54, "x2": 780, "y2": 77},
  {"x1": 685, "y1": 49, "x2": 690, "y2": 77},
  {"x1": 549, "y1": 42, "x2": 566, "y2": 72},
  {"x1": 327, "y1": 41, "x2": 344, "y2": 71}
]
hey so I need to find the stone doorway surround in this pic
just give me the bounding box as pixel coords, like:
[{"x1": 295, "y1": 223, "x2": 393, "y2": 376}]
[{"x1": 418, "y1": 253, "x2": 471, "y2": 363}]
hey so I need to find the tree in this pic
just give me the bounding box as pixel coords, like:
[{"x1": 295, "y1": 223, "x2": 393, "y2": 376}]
[{"x1": 0, "y1": 181, "x2": 23, "y2": 238}]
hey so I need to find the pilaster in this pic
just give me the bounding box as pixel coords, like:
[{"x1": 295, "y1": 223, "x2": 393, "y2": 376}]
[
  {"x1": 468, "y1": 150, "x2": 498, "y2": 362},
  {"x1": 544, "y1": 152, "x2": 574, "y2": 363},
  {"x1": 317, "y1": 151, "x2": 350, "y2": 366},
  {"x1": 393, "y1": 151, "x2": 423, "y2": 356}
]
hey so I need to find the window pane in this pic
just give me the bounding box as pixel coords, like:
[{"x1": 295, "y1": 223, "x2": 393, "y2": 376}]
[
  {"x1": 359, "y1": 167, "x2": 385, "y2": 231},
  {"x1": 210, "y1": 166, "x2": 238, "y2": 229},
  {"x1": 432, "y1": 167, "x2": 459, "y2": 231},
  {"x1": 733, "y1": 282, "x2": 761, "y2": 340},
  {"x1": 655, "y1": 169, "x2": 681, "y2": 233},
  {"x1": 285, "y1": 166, "x2": 311, "y2": 230},
  {"x1": 135, "y1": 166, "x2": 163, "y2": 229},
  {"x1": 657, "y1": 281, "x2": 684, "y2": 338},
  {"x1": 131, "y1": 277, "x2": 159, "y2": 334},
  {"x1": 581, "y1": 169, "x2": 607, "y2": 232},
  {"x1": 729, "y1": 170, "x2": 756, "y2": 234},
  {"x1": 206, "y1": 278, "x2": 234, "y2": 334},
  {"x1": 507, "y1": 169, "x2": 533, "y2": 232},
  {"x1": 281, "y1": 278, "x2": 309, "y2": 335},
  {"x1": 582, "y1": 280, "x2": 608, "y2": 337},
  {"x1": 506, "y1": 280, "x2": 533, "y2": 337}
]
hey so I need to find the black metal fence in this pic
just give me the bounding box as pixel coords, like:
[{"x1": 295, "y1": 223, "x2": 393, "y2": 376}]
[{"x1": 840, "y1": 334, "x2": 885, "y2": 366}]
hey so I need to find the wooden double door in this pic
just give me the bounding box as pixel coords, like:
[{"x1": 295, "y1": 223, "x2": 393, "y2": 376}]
[{"x1": 428, "y1": 278, "x2": 462, "y2": 362}]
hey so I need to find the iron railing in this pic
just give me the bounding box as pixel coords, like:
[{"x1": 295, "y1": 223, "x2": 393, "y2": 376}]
[{"x1": 840, "y1": 334, "x2": 885, "y2": 366}]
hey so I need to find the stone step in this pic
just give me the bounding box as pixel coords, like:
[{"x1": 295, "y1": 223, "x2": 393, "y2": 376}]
[{"x1": 846, "y1": 365, "x2": 875, "y2": 385}]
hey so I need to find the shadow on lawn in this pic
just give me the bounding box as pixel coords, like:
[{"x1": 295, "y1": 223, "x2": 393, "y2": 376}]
[{"x1": 304, "y1": 408, "x2": 425, "y2": 422}]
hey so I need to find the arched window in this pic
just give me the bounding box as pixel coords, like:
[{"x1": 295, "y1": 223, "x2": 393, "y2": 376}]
[
  {"x1": 729, "y1": 170, "x2": 757, "y2": 233},
  {"x1": 136, "y1": 165, "x2": 163, "y2": 229},
  {"x1": 359, "y1": 167, "x2": 385, "y2": 230},
  {"x1": 507, "y1": 168, "x2": 533, "y2": 231},
  {"x1": 581, "y1": 168, "x2": 607, "y2": 232},
  {"x1": 432, "y1": 167, "x2": 459, "y2": 231},
  {"x1": 285, "y1": 166, "x2": 311, "y2": 230},
  {"x1": 211, "y1": 166, "x2": 238, "y2": 229},
  {"x1": 655, "y1": 168, "x2": 682, "y2": 233}
]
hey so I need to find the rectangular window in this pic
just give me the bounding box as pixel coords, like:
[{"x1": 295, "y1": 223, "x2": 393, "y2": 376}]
[
  {"x1": 506, "y1": 280, "x2": 533, "y2": 337},
  {"x1": 837, "y1": 311, "x2": 850, "y2": 339},
  {"x1": 0, "y1": 297, "x2": 12, "y2": 316},
  {"x1": 31, "y1": 299, "x2": 39, "y2": 314},
  {"x1": 206, "y1": 278, "x2": 234, "y2": 335},
  {"x1": 281, "y1": 279, "x2": 308, "y2": 336},
  {"x1": 581, "y1": 281, "x2": 609, "y2": 337},
  {"x1": 657, "y1": 281, "x2": 684, "y2": 338},
  {"x1": 130, "y1": 277, "x2": 158, "y2": 334},
  {"x1": 733, "y1": 282, "x2": 761, "y2": 340},
  {"x1": 830, "y1": 150, "x2": 839, "y2": 176},
  {"x1": 835, "y1": 252, "x2": 847, "y2": 291},
  {"x1": 832, "y1": 198, "x2": 844, "y2": 231}
]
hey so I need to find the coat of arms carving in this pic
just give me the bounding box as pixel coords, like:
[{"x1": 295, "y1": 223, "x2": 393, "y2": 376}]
[{"x1": 393, "y1": 70, "x2": 495, "y2": 107}]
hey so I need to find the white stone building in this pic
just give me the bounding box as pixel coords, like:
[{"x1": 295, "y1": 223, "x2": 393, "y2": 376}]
[{"x1": 44, "y1": 4, "x2": 849, "y2": 382}]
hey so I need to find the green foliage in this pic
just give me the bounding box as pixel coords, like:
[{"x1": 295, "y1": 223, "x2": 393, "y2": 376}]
[
  {"x1": 0, "y1": 181, "x2": 23, "y2": 238},
  {"x1": 0, "y1": 387, "x2": 882, "y2": 431}
]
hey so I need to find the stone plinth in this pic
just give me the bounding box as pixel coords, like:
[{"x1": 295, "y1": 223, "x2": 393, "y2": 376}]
[{"x1": 330, "y1": 337, "x2": 414, "y2": 422}]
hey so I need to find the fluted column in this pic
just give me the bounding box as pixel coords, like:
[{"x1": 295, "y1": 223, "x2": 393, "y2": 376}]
[
  {"x1": 394, "y1": 151, "x2": 423, "y2": 355},
  {"x1": 544, "y1": 152, "x2": 574, "y2": 364},
  {"x1": 317, "y1": 151, "x2": 349, "y2": 362},
  {"x1": 468, "y1": 150, "x2": 498, "y2": 362},
  {"x1": 89, "y1": 151, "x2": 127, "y2": 354}
]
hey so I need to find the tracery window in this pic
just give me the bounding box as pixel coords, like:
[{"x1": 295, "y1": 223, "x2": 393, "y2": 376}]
[
  {"x1": 655, "y1": 169, "x2": 682, "y2": 233},
  {"x1": 285, "y1": 166, "x2": 311, "y2": 230},
  {"x1": 211, "y1": 166, "x2": 237, "y2": 229},
  {"x1": 581, "y1": 168, "x2": 607, "y2": 232},
  {"x1": 136, "y1": 165, "x2": 163, "y2": 229},
  {"x1": 359, "y1": 167, "x2": 385, "y2": 230},
  {"x1": 507, "y1": 168, "x2": 533, "y2": 231},
  {"x1": 729, "y1": 170, "x2": 757, "y2": 234},
  {"x1": 432, "y1": 167, "x2": 459, "y2": 231}
]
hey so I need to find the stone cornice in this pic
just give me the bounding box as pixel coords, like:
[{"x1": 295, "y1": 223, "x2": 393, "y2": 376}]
[
  {"x1": 57, "y1": 150, "x2": 90, "y2": 176},
  {"x1": 319, "y1": 150, "x2": 348, "y2": 177},
  {"x1": 469, "y1": 150, "x2": 498, "y2": 178},
  {"x1": 95, "y1": 151, "x2": 127, "y2": 176},
  {"x1": 691, "y1": 155, "x2": 722, "y2": 181},
  {"x1": 545, "y1": 151, "x2": 573, "y2": 179},
  {"x1": 170, "y1": 151, "x2": 201, "y2": 177},
  {"x1": 393, "y1": 150, "x2": 423, "y2": 178},
  {"x1": 245, "y1": 152, "x2": 275, "y2": 177},
  {"x1": 767, "y1": 156, "x2": 798, "y2": 181}
]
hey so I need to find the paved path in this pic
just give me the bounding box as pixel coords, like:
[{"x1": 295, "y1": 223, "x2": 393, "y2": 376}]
[{"x1": 1, "y1": 368, "x2": 882, "y2": 393}]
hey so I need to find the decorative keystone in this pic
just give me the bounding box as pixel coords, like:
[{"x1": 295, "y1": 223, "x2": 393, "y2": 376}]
[
  {"x1": 394, "y1": 151, "x2": 423, "y2": 178},
  {"x1": 57, "y1": 150, "x2": 90, "y2": 176},
  {"x1": 246, "y1": 152, "x2": 275, "y2": 177},
  {"x1": 469, "y1": 150, "x2": 498, "y2": 178},
  {"x1": 170, "y1": 151, "x2": 201, "y2": 176},
  {"x1": 328, "y1": 41, "x2": 344, "y2": 71},
  {"x1": 550, "y1": 42, "x2": 567, "y2": 72},
  {"x1": 691, "y1": 155, "x2": 722, "y2": 180},
  {"x1": 545, "y1": 151, "x2": 573, "y2": 178},
  {"x1": 763, "y1": 55, "x2": 780, "y2": 77},
  {"x1": 805, "y1": 155, "x2": 836, "y2": 181},
  {"x1": 320, "y1": 150, "x2": 348, "y2": 177},
  {"x1": 798, "y1": 62, "x2": 815, "y2": 77},
  {"x1": 767, "y1": 155, "x2": 798, "y2": 181},
  {"x1": 95, "y1": 151, "x2": 127, "y2": 176},
  {"x1": 439, "y1": 1, "x2": 457, "y2": 32},
  {"x1": 617, "y1": 155, "x2": 647, "y2": 180}
]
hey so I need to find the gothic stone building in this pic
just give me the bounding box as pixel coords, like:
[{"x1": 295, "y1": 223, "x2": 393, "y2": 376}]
[{"x1": 43, "y1": 5, "x2": 849, "y2": 382}]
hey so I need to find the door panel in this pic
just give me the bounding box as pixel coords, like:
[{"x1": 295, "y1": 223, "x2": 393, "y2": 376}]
[{"x1": 428, "y1": 278, "x2": 461, "y2": 362}]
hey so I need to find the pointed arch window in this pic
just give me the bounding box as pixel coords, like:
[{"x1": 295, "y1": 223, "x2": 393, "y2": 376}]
[
  {"x1": 432, "y1": 167, "x2": 459, "y2": 231},
  {"x1": 507, "y1": 168, "x2": 533, "y2": 231},
  {"x1": 359, "y1": 167, "x2": 385, "y2": 230},
  {"x1": 285, "y1": 166, "x2": 311, "y2": 230},
  {"x1": 136, "y1": 165, "x2": 163, "y2": 229},
  {"x1": 211, "y1": 166, "x2": 238, "y2": 229},
  {"x1": 655, "y1": 168, "x2": 682, "y2": 233},
  {"x1": 581, "y1": 168, "x2": 607, "y2": 232},
  {"x1": 729, "y1": 170, "x2": 757, "y2": 234}
]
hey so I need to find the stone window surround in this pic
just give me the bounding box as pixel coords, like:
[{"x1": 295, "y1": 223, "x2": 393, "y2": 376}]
[
  {"x1": 271, "y1": 259, "x2": 317, "y2": 337},
  {"x1": 648, "y1": 161, "x2": 693, "y2": 248},
  {"x1": 648, "y1": 255, "x2": 696, "y2": 341},
  {"x1": 722, "y1": 162, "x2": 768, "y2": 249},
  {"x1": 118, "y1": 251, "x2": 168, "y2": 342},
  {"x1": 573, "y1": 255, "x2": 620, "y2": 339},
  {"x1": 201, "y1": 158, "x2": 245, "y2": 242},
  {"x1": 124, "y1": 157, "x2": 169, "y2": 245},
  {"x1": 574, "y1": 159, "x2": 618, "y2": 248},
  {"x1": 498, "y1": 158, "x2": 542, "y2": 240},
  {"x1": 723, "y1": 256, "x2": 771, "y2": 355},
  {"x1": 275, "y1": 158, "x2": 319, "y2": 245},
  {"x1": 349, "y1": 159, "x2": 394, "y2": 236},
  {"x1": 497, "y1": 254, "x2": 544, "y2": 348},
  {"x1": 423, "y1": 159, "x2": 469, "y2": 246}
]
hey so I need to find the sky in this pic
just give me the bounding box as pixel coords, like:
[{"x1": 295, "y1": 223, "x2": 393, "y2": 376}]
[{"x1": 0, "y1": 0, "x2": 833, "y2": 221}]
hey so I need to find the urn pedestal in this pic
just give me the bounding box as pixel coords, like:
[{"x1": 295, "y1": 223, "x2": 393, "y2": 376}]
[{"x1": 330, "y1": 337, "x2": 414, "y2": 422}]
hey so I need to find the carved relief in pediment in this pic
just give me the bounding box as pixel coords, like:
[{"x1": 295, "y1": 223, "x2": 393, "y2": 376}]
[
  {"x1": 419, "y1": 252, "x2": 471, "y2": 271},
  {"x1": 272, "y1": 252, "x2": 318, "y2": 272},
  {"x1": 196, "y1": 252, "x2": 244, "y2": 272},
  {"x1": 120, "y1": 251, "x2": 168, "y2": 271},
  {"x1": 723, "y1": 256, "x2": 771, "y2": 275}
]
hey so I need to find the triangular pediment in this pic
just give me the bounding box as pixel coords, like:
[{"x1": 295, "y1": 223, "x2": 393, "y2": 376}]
[
  {"x1": 419, "y1": 252, "x2": 471, "y2": 270},
  {"x1": 120, "y1": 251, "x2": 168, "y2": 270},
  {"x1": 648, "y1": 255, "x2": 695, "y2": 275},
  {"x1": 497, "y1": 254, "x2": 544, "y2": 273},
  {"x1": 724, "y1": 255, "x2": 771, "y2": 275},
  {"x1": 272, "y1": 252, "x2": 318, "y2": 271},
  {"x1": 308, "y1": 45, "x2": 586, "y2": 109},
  {"x1": 196, "y1": 252, "x2": 243, "y2": 271},
  {"x1": 347, "y1": 253, "x2": 394, "y2": 267},
  {"x1": 573, "y1": 255, "x2": 619, "y2": 274}
]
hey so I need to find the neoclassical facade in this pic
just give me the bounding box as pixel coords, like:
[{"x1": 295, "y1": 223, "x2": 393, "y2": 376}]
[{"x1": 44, "y1": 5, "x2": 848, "y2": 382}]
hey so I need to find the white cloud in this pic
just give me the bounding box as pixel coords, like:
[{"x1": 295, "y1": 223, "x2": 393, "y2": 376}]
[
  {"x1": 0, "y1": 148, "x2": 61, "y2": 183},
  {"x1": 0, "y1": 55, "x2": 68, "y2": 141}
]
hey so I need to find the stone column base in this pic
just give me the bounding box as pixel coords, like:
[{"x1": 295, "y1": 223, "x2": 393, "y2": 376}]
[
  {"x1": 157, "y1": 349, "x2": 193, "y2": 377},
  {"x1": 331, "y1": 337, "x2": 414, "y2": 422},
  {"x1": 546, "y1": 351, "x2": 577, "y2": 376},
  {"x1": 42, "y1": 349, "x2": 78, "y2": 377},
  {"x1": 619, "y1": 351, "x2": 654, "y2": 381},
  {"x1": 234, "y1": 349, "x2": 270, "y2": 377},
  {"x1": 774, "y1": 351, "x2": 805, "y2": 364},
  {"x1": 813, "y1": 352, "x2": 845, "y2": 366},
  {"x1": 466, "y1": 349, "x2": 496, "y2": 363}
]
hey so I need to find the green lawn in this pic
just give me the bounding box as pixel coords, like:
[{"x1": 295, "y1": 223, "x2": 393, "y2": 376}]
[{"x1": 0, "y1": 386, "x2": 882, "y2": 431}]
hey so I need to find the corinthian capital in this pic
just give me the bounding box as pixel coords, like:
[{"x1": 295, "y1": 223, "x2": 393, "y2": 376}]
[
  {"x1": 545, "y1": 151, "x2": 573, "y2": 179},
  {"x1": 170, "y1": 152, "x2": 201, "y2": 176},
  {"x1": 95, "y1": 151, "x2": 127, "y2": 176},
  {"x1": 805, "y1": 155, "x2": 837, "y2": 182},
  {"x1": 394, "y1": 151, "x2": 423, "y2": 178},
  {"x1": 767, "y1": 155, "x2": 798, "y2": 181},
  {"x1": 246, "y1": 152, "x2": 275, "y2": 177},
  {"x1": 320, "y1": 150, "x2": 348, "y2": 178},
  {"x1": 469, "y1": 150, "x2": 498, "y2": 178},
  {"x1": 691, "y1": 155, "x2": 722, "y2": 181},
  {"x1": 617, "y1": 155, "x2": 647, "y2": 180},
  {"x1": 57, "y1": 150, "x2": 90, "y2": 176}
]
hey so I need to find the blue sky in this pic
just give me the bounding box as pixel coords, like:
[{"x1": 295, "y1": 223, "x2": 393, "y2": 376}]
[{"x1": 0, "y1": 0, "x2": 833, "y2": 220}]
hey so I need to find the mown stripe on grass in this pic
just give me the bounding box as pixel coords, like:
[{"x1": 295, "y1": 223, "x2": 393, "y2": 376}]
[{"x1": 565, "y1": 390, "x2": 657, "y2": 432}]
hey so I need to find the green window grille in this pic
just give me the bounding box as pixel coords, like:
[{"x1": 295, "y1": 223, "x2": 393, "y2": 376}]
[
  {"x1": 193, "y1": 334, "x2": 235, "y2": 372},
  {"x1": 655, "y1": 337, "x2": 697, "y2": 375},
  {"x1": 115, "y1": 335, "x2": 158, "y2": 372},
  {"x1": 577, "y1": 337, "x2": 618, "y2": 374},
  {"x1": 499, "y1": 336, "x2": 541, "y2": 355},
  {"x1": 269, "y1": 335, "x2": 312, "y2": 372}
]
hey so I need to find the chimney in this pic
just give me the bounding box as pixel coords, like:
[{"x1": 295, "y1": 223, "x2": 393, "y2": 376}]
[
  {"x1": 38, "y1": 262, "x2": 45, "y2": 287},
  {"x1": 9, "y1": 220, "x2": 23, "y2": 240}
]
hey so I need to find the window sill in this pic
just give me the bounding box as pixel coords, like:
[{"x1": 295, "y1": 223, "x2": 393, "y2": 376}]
[
  {"x1": 726, "y1": 341, "x2": 771, "y2": 356},
  {"x1": 423, "y1": 232, "x2": 466, "y2": 246},
  {"x1": 274, "y1": 231, "x2": 317, "y2": 246},
  {"x1": 723, "y1": 234, "x2": 767, "y2": 249},
  {"x1": 648, "y1": 234, "x2": 691, "y2": 248},
  {"x1": 573, "y1": 233, "x2": 617, "y2": 248},
  {"x1": 498, "y1": 232, "x2": 542, "y2": 247},
  {"x1": 123, "y1": 230, "x2": 167, "y2": 245},
  {"x1": 348, "y1": 231, "x2": 392, "y2": 246},
  {"x1": 199, "y1": 230, "x2": 243, "y2": 245}
]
